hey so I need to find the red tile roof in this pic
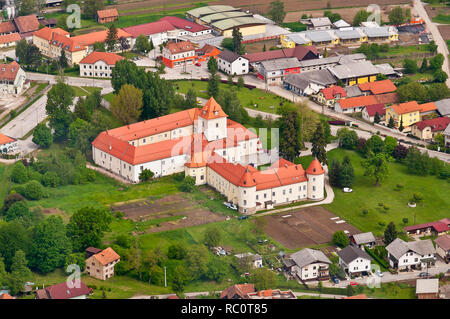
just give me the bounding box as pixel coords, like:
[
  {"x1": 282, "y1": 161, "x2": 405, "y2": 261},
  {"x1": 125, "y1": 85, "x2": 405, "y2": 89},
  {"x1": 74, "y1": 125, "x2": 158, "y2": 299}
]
[
  {"x1": 414, "y1": 117, "x2": 450, "y2": 132},
  {"x1": 0, "y1": 32, "x2": 21, "y2": 44},
  {"x1": 244, "y1": 46, "x2": 319, "y2": 63},
  {"x1": 320, "y1": 85, "x2": 347, "y2": 100},
  {"x1": 72, "y1": 28, "x2": 131, "y2": 47},
  {"x1": 339, "y1": 93, "x2": 398, "y2": 110},
  {"x1": 364, "y1": 103, "x2": 386, "y2": 117},
  {"x1": 220, "y1": 284, "x2": 255, "y2": 299},
  {"x1": 434, "y1": 234, "x2": 450, "y2": 251},
  {"x1": 0, "y1": 21, "x2": 17, "y2": 34},
  {"x1": 196, "y1": 44, "x2": 221, "y2": 56},
  {"x1": 269, "y1": 158, "x2": 295, "y2": 169},
  {"x1": 419, "y1": 102, "x2": 438, "y2": 113},
  {"x1": 358, "y1": 79, "x2": 397, "y2": 95},
  {"x1": 37, "y1": 281, "x2": 92, "y2": 299},
  {"x1": 404, "y1": 221, "x2": 450, "y2": 233},
  {"x1": 93, "y1": 247, "x2": 120, "y2": 265},
  {"x1": 165, "y1": 40, "x2": 195, "y2": 54},
  {"x1": 14, "y1": 14, "x2": 39, "y2": 34},
  {"x1": 97, "y1": 8, "x2": 119, "y2": 19},
  {"x1": 79, "y1": 51, "x2": 124, "y2": 65},
  {"x1": 0, "y1": 133, "x2": 16, "y2": 145},
  {"x1": 0, "y1": 61, "x2": 21, "y2": 81},
  {"x1": 390, "y1": 101, "x2": 422, "y2": 115},
  {"x1": 199, "y1": 97, "x2": 227, "y2": 120},
  {"x1": 51, "y1": 32, "x2": 85, "y2": 52},
  {"x1": 159, "y1": 16, "x2": 210, "y2": 33},
  {"x1": 33, "y1": 27, "x2": 69, "y2": 40},
  {"x1": 0, "y1": 293, "x2": 13, "y2": 299},
  {"x1": 122, "y1": 20, "x2": 176, "y2": 38},
  {"x1": 306, "y1": 158, "x2": 325, "y2": 175}
]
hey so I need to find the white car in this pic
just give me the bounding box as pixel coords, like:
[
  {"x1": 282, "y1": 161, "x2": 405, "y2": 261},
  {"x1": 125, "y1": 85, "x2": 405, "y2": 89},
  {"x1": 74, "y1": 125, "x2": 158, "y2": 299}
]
[
  {"x1": 376, "y1": 270, "x2": 384, "y2": 277},
  {"x1": 343, "y1": 187, "x2": 353, "y2": 193},
  {"x1": 223, "y1": 202, "x2": 237, "y2": 210}
]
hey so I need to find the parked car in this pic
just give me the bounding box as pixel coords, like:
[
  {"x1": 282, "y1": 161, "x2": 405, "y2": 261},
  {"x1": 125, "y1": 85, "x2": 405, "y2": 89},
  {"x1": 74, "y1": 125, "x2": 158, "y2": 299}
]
[
  {"x1": 223, "y1": 202, "x2": 237, "y2": 210},
  {"x1": 419, "y1": 272, "x2": 430, "y2": 278},
  {"x1": 376, "y1": 269, "x2": 384, "y2": 277},
  {"x1": 238, "y1": 215, "x2": 248, "y2": 220},
  {"x1": 331, "y1": 276, "x2": 340, "y2": 284},
  {"x1": 350, "y1": 281, "x2": 359, "y2": 286},
  {"x1": 195, "y1": 62, "x2": 201, "y2": 66},
  {"x1": 343, "y1": 187, "x2": 353, "y2": 193}
]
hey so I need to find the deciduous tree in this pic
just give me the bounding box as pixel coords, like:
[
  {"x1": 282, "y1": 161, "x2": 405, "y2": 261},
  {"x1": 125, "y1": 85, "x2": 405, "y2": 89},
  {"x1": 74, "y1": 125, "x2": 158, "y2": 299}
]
[{"x1": 110, "y1": 84, "x2": 143, "y2": 124}]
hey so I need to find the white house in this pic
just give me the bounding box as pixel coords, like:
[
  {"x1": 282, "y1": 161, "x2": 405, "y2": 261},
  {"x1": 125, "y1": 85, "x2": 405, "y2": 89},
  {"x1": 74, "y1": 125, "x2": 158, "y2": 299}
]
[
  {"x1": 235, "y1": 252, "x2": 263, "y2": 269},
  {"x1": 337, "y1": 245, "x2": 372, "y2": 276},
  {"x1": 79, "y1": 51, "x2": 124, "y2": 78},
  {"x1": 444, "y1": 124, "x2": 450, "y2": 147},
  {"x1": 284, "y1": 248, "x2": 331, "y2": 281},
  {"x1": 0, "y1": 133, "x2": 18, "y2": 154},
  {"x1": 218, "y1": 50, "x2": 248, "y2": 75},
  {"x1": 350, "y1": 232, "x2": 376, "y2": 250},
  {"x1": 386, "y1": 238, "x2": 436, "y2": 270},
  {"x1": 0, "y1": 61, "x2": 26, "y2": 94}
]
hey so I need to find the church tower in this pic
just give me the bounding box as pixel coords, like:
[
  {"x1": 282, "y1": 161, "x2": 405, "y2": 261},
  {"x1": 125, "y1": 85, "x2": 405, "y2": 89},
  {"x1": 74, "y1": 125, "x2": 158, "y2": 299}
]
[{"x1": 195, "y1": 97, "x2": 228, "y2": 142}]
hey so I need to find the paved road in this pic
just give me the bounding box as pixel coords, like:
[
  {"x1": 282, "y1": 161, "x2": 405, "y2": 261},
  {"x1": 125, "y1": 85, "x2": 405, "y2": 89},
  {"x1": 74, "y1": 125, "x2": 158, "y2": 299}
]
[
  {"x1": 26, "y1": 72, "x2": 112, "y2": 92},
  {"x1": 413, "y1": 0, "x2": 450, "y2": 87}
]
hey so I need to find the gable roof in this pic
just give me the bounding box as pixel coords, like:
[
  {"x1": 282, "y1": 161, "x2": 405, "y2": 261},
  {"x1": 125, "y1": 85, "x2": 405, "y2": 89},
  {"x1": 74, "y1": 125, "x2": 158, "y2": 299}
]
[
  {"x1": 329, "y1": 60, "x2": 379, "y2": 79},
  {"x1": 310, "y1": 17, "x2": 332, "y2": 27},
  {"x1": 390, "y1": 101, "x2": 422, "y2": 115},
  {"x1": 97, "y1": 8, "x2": 119, "y2": 19},
  {"x1": 320, "y1": 85, "x2": 347, "y2": 100},
  {"x1": 0, "y1": 61, "x2": 21, "y2": 81},
  {"x1": 92, "y1": 247, "x2": 120, "y2": 266},
  {"x1": 419, "y1": 102, "x2": 437, "y2": 113},
  {"x1": 0, "y1": 32, "x2": 21, "y2": 44},
  {"x1": 244, "y1": 46, "x2": 319, "y2": 63},
  {"x1": 0, "y1": 133, "x2": 16, "y2": 145},
  {"x1": 284, "y1": 69, "x2": 337, "y2": 89},
  {"x1": 404, "y1": 220, "x2": 450, "y2": 233},
  {"x1": 159, "y1": 16, "x2": 210, "y2": 33},
  {"x1": 289, "y1": 248, "x2": 331, "y2": 268},
  {"x1": 165, "y1": 40, "x2": 195, "y2": 54},
  {"x1": 122, "y1": 20, "x2": 176, "y2": 38},
  {"x1": 434, "y1": 234, "x2": 450, "y2": 251},
  {"x1": 351, "y1": 232, "x2": 376, "y2": 245},
  {"x1": 79, "y1": 51, "x2": 124, "y2": 65},
  {"x1": 14, "y1": 14, "x2": 39, "y2": 34},
  {"x1": 37, "y1": 281, "x2": 91, "y2": 299},
  {"x1": 435, "y1": 98, "x2": 450, "y2": 116},
  {"x1": 337, "y1": 245, "x2": 372, "y2": 264},
  {"x1": 72, "y1": 29, "x2": 132, "y2": 47},
  {"x1": 51, "y1": 32, "x2": 85, "y2": 52},
  {"x1": 386, "y1": 238, "x2": 436, "y2": 260},
  {"x1": 219, "y1": 49, "x2": 242, "y2": 63},
  {"x1": 416, "y1": 279, "x2": 439, "y2": 294},
  {"x1": 220, "y1": 284, "x2": 255, "y2": 299},
  {"x1": 199, "y1": 97, "x2": 227, "y2": 119},
  {"x1": 338, "y1": 93, "x2": 398, "y2": 110},
  {"x1": 33, "y1": 27, "x2": 70, "y2": 41},
  {"x1": 260, "y1": 57, "x2": 301, "y2": 72},
  {"x1": 196, "y1": 44, "x2": 220, "y2": 56},
  {"x1": 0, "y1": 21, "x2": 17, "y2": 34},
  {"x1": 413, "y1": 117, "x2": 450, "y2": 132},
  {"x1": 358, "y1": 79, "x2": 397, "y2": 95},
  {"x1": 364, "y1": 103, "x2": 386, "y2": 117}
]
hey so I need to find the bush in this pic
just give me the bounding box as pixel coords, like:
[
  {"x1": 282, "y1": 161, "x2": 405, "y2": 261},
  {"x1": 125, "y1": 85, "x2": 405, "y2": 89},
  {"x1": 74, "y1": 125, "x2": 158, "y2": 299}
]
[
  {"x1": 22, "y1": 180, "x2": 46, "y2": 200},
  {"x1": 11, "y1": 162, "x2": 29, "y2": 184},
  {"x1": 139, "y1": 169, "x2": 154, "y2": 182},
  {"x1": 2, "y1": 193, "x2": 26, "y2": 213},
  {"x1": 42, "y1": 171, "x2": 60, "y2": 187},
  {"x1": 332, "y1": 231, "x2": 349, "y2": 248},
  {"x1": 179, "y1": 176, "x2": 196, "y2": 192}
]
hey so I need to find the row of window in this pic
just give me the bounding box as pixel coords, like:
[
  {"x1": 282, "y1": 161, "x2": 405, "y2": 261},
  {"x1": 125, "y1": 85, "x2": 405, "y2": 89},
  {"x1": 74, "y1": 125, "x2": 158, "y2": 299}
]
[{"x1": 83, "y1": 64, "x2": 113, "y2": 70}]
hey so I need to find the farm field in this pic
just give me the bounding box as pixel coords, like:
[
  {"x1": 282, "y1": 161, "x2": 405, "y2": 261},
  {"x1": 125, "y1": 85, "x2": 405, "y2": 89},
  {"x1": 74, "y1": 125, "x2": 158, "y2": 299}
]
[{"x1": 323, "y1": 148, "x2": 450, "y2": 236}]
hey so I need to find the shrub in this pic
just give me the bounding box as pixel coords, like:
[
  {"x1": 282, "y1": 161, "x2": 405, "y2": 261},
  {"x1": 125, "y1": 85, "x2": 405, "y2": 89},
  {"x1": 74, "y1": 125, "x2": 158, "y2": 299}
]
[
  {"x1": 139, "y1": 169, "x2": 154, "y2": 182},
  {"x1": 402, "y1": 218, "x2": 408, "y2": 224},
  {"x1": 180, "y1": 176, "x2": 196, "y2": 193},
  {"x1": 2, "y1": 193, "x2": 26, "y2": 213},
  {"x1": 42, "y1": 171, "x2": 60, "y2": 187},
  {"x1": 332, "y1": 231, "x2": 349, "y2": 248},
  {"x1": 23, "y1": 180, "x2": 45, "y2": 200},
  {"x1": 11, "y1": 162, "x2": 29, "y2": 184}
]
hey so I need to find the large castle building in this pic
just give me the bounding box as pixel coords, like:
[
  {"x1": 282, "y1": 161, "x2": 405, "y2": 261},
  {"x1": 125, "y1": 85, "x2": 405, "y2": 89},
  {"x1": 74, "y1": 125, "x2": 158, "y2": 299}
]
[{"x1": 92, "y1": 97, "x2": 325, "y2": 214}]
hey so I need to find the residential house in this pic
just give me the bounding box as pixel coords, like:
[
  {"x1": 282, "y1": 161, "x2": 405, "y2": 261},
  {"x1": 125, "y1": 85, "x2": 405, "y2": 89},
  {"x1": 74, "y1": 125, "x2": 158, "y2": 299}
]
[
  {"x1": 385, "y1": 101, "x2": 422, "y2": 130},
  {"x1": 411, "y1": 117, "x2": 450, "y2": 141},
  {"x1": 195, "y1": 44, "x2": 220, "y2": 63},
  {"x1": 445, "y1": 124, "x2": 450, "y2": 147},
  {"x1": 361, "y1": 26, "x2": 398, "y2": 42},
  {"x1": 333, "y1": 19, "x2": 351, "y2": 29},
  {"x1": 435, "y1": 234, "x2": 450, "y2": 263},
  {"x1": 283, "y1": 69, "x2": 337, "y2": 96},
  {"x1": 96, "y1": 9, "x2": 119, "y2": 24},
  {"x1": 0, "y1": 133, "x2": 19, "y2": 154},
  {"x1": 0, "y1": 61, "x2": 26, "y2": 94},
  {"x1": 122, "y1": 20, "x2": 176, "y2": 47},
  {"x1": 0, "y1": 32, "x2": 21, "y2": 48},
  {"x1": 35, "y1": 282, "x2": 92, "y2": 299},
  {"x1": 349, "y1": 232, "x2": 376, "y2": 250},
  {"x1": 13, "y1": 14, "x2": 40, "y2": 41},
  {"x1": 33, "y1": 27, "x2": 87, "y2": 66},
  {"x1": 244, "y1": 46, "x2": 319, "y2": 67},
  {"x1": 316, "y1": 85, "x2": 347, "y2": 107},
  {"x1": 220, "y1": 284, "x2": 255, "y2": 299},
  {"x1": 284, "y1": 248, "x2": 331, "y2": 281},
  {"x1": 419, "y1": 102, "x2": 438, "y2": 119},
  {"x1": 85, "y1": 247, "x2": 120, "y2": 280},
  {"x1": 404, "y1": 218, "x2": 450, "y2": 237},
  {"x1": 435, "y1": 98, "x2": 450, "y2": 117},
  {"x1": 257, "y1": 57, "x2": 301, "y2": 85},
  {"x1": 344, "y1": 85, "x2": 363, "y2": 98},
  {"x1": 0, "y1": 21, "x2": 17, "y2": 36},
  {"x1": 0, "y1": 293, "x2": 13, "y2": 299},
  {"x1": 234, "y1": 252, "x2": 263, "y2": 268},
  {"x1": 79, "y1": 51, "x2": 124, "y2": 78},
  {"x1": 362, "y1": 104, "x2": 385, "y2": 123},
  {"x1": 162, "y1": 40, "x2": 196, "y2": 68},
  {"x1": 386, "y1": 238, "x2": 436, "y2": 270},
  {"x1": 218, "y1": 50, "x2": 248, "y2": 75},
  {"x1": 328, "y1": 60, "x2": 380, "y2": 86},
  {"x1": 247, "y1": 289, "x2": 296, "y2": 299},
  {"x1": 416, "y1": 279, "x2": 439, "y2": 299},
  {"x1": 334, "y1": 28, "x2": 367, "y2": 45},
  {"x1": 335, "y1": 92, "x2": 398, "y2": 114},
  {"x1": 297, "y1": 53, "x2": 366, "y2": 73},
  {"x1": 307, "y1": 17, "x2": 332, "y2": 30},
  {"x1": 337, "y1": 245, "x2": 372, "y2": 276},
  {"x1": 159, "y1": 16, "x2": 212, "y2": 37},
  {"x1": 358, "y1": 79, "x2": 397, "y2": 96},
  {"x1": 71, "y1": 29, "x2": 132, "y2": 53},
  {"x1": 285, "y1": 30, "x2": 339, "y2": 47}
]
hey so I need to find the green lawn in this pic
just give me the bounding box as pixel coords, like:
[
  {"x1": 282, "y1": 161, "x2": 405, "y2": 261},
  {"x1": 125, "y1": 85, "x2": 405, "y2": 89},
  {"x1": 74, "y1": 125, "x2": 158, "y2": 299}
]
[
  {"x1": 103, "y1": 92, "x2": 114, "y2": 103},
  {"x1": 173, "y1": 80, "x2": 294, "y2": 114},
  {"x1": 324, "y1": 149, "x2": 450, "y2": 236},
  {"x1": 70, "y1": 86, "x2": 102, "y2": 97},
  {"x1": 433, "y1": 14, "x2": 450, "y2": 24}
]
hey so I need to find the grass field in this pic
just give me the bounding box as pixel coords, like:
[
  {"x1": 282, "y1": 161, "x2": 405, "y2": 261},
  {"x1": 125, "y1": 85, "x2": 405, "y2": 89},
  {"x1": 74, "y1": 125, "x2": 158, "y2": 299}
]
[
  {"x1": 70, "y1": 86, "x2": 102, "y2": 97},
  {"x1": 433, "y1": 14, "x2": 450, "y2": 24},
  {"x1": 323, "y1": 149, "x2": 450, "y2": 236},
  {"x1": 173, "y1": 80, "x2": 294, "y2": 114}
]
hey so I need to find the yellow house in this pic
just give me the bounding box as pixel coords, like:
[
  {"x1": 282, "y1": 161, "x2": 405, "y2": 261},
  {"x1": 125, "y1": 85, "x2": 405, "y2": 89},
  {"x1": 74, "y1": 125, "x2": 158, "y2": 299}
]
[
  {"x1": 385, "y1": 101, "x2": 422, "y2": 130},
  {"x1": 280, "y1": 33, "x2": 312, "y2": 48},
  {"x1": 329, "y1": 60, "x2": 379, "y2": 86}
]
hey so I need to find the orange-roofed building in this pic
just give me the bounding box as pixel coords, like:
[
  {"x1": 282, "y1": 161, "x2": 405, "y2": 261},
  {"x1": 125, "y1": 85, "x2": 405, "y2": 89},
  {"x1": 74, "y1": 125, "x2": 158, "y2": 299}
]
[
  {"x1": 162, "y1": 40, "x2": 196, "y2": 68},
  {"x1": 247, "y1": 289, "x2": 296, "y2": 299},
  {"x1": 343, "y1": 294, "x2": 368, "y2": 299},
  {"x1": 0, "y1": 32, "x2": 21, "y2": 48},
  {"x1": 71, "y1": 28, "x2": 132, "y2": 53},
  {"x1": 0, "y1": 293, "x2": 13, "y2": 299},
  {"x1": 419, "y1": 102, "x2": 438, "y2": 119},
  {"x1": 0, "y1": 133, "x2": 18, "y2": 154},
  {"x1": 386, "y1": 101, "x2": 422, "y2": 130},
  {"x1": 96, "y1": 9, "x2": 119, "y2": 24},
  {"x1": 358, "y1": 79, "x2": 397, "y2": 95},
  {"x1": 335, "y1": 93, "x2": 398, "y2": 114},
  {"x1": 316, "y1": 85, "x2": 347, "y2": 107},
  {"x1": 79, "y1": 51, "x2": 124, "y2": 78},
  {"x1": 0, "y1": 61, "x2": 27, "y2": 94},
  {"x1": 196, "y1": 44, "x2": 221, "y2": 63},
  {"x1": 91, "y1": 98, "x2": 325, "y2": 214},
  {"x1": 85, "y1": 247, "x2": 120, "y2": 280}
]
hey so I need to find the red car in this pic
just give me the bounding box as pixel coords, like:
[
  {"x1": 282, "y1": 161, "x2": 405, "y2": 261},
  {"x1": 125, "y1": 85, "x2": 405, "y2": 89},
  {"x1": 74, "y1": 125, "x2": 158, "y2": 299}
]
[
  {"x1": 350, "y1": 281, "x2": 359, "y2": 286},
  {"x1": 195, "y1": 62, "x2": 201, "y2": 67}
]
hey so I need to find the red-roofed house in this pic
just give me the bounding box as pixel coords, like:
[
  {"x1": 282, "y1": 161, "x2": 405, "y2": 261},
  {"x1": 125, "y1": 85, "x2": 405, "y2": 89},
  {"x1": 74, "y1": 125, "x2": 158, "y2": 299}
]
[
  {"x1": 404, "y1": 218, "x2": 450, "y2": 237},
  {"x1": 123, "y1": 20, "x2": 176, "y2": 47},
  {"x1": 0, "y1": 61, "x2": 26, "y2": 94},
  {"x1": 0, "y1": 133, "x2": 18, "y2": 154},
  {"x1": 358, "y1": 79, "x2": 397, "y2": 95},
  {"x1": 411, "y1": 117, "x2": 450, "y2": 140},
  {"x1": 35, "y1": 282, "x2": 92, "y2": 299},
  {"x1": 246, "y1": 289, "x2": 296, "y2": 299},
  {"x1": 316, "y1": 86, "x2": 347, "y2": 107},
  {"x1": 335, "y1": 93, "x2": 398, "y2": 113},
  {"x1": 386, "y1": 101, "x2": 423, "y2": 130},
  {"x1": 244, "y1": 46, "x2": 319, "y2": 65},
  {"x1": 0, "y1": 32, "x2": 21, "y2": 48},
  {"x1": 96, "y1": 9, "x2": 119, "y2": 24},
  {"x1": 162, "y1": 40, "x2": 196, "y2": 68},
  {"x1": 79, "y1": 51, "x2": 124, "y2": 78},
  {"x1": 196, "y1": 44, "x2": 220, "y2": 63},
  {"x1": 13, "y1": 14, "x2": 39, "y2": 40},
  {"x1": 71, "y1": 29, "x2": 132, "y2": 53},
  {"x1": 362, "y1": 103, "x2": 386, "y2": 122},
  {"x1": 159, "y1": 16, "x2": 211, "y2": 37},
  {"x1": 92, "y1": 97, "x2": 325, "y2": 214},
  {"x1": 419, "y1": 102, "x2": 438, "y2": 119},
  {"x1": 0, "y1": 293, "x2": 13, "y2": 299},
  {"x1": 85, "y1": 247, "x2": 120, "y2": 280},
  {"x1": 220, "y1": 284, "x2": 255, "y2": 299}
]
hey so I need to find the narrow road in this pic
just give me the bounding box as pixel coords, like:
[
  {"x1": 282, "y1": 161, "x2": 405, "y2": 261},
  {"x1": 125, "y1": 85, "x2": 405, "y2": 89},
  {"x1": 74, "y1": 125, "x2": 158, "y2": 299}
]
[{"x1": 413, "y1": 0, "x2": 450, "y2": 86}]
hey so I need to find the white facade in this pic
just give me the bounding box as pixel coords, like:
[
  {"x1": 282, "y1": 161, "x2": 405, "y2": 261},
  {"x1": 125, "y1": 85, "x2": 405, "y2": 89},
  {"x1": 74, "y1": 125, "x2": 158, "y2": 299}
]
[
  {"x1": 218, "y1": 56, "x2": 249, "y2": 75},
  {"x1": 339, "y1": 256, "x2": 371, "y2": 275},
  {"x1": 0, "y1": 139, "x2": 19, "y2": 154},
  {"x1": 388, "y1": 251, "x2": 435, "y2": 270},
  {"x1": 80, "y1": 60, "x2": 115, "y2": 78},
  {"x1": 0, "y1": 67, "x2": 26, "y2": 94},
  {"x1": 293, "y1": 262, "x2": 330, "y2": 281}
]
